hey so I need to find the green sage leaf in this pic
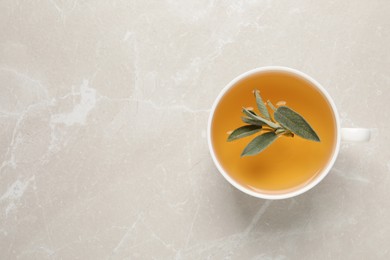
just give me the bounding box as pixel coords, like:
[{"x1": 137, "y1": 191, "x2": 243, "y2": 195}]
[
  {"x1": 248, "y1": 110, "x2": 258, "y2": 116},
  {"x1": 275, "y1": 128, "x2": 285, "y2": 135},
  {"x1": 241, "y1": 132, "x2": 278, "y2": 157},
  {"x1": 227, "y1": 125, "x2": 262, "y2": 142},
  {"x1": 267, "y1": 100, "x2": 276, "y2": 111},
  {"x1": 274, "y1": 106, "x2": 320, "y2": 142},
  {"x1": 242, "y1": 107, "x2": 279, "y2": 129},
  {"x1": 241, "y1": 117, "x2": 264, "y2": 126},
  {"x1": 255, "y1": 90, "x2": 270, "y2": 120}
]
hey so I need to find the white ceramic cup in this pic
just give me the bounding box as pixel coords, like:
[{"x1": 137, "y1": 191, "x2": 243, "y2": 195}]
[{"x1": 207, "y1": 66, "x2": 370, "y2": 200}]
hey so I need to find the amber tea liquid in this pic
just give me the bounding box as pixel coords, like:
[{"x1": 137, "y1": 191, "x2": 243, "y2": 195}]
[{"x1": 211, "y1": 71, "x2": 337, "y2": 194}]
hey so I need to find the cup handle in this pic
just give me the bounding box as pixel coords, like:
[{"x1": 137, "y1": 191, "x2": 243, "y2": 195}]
[{"x1": 341, "y1": 128, "x2": 371, "y2": 142}]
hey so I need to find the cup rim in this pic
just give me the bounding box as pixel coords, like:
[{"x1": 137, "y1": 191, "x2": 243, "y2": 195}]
[{"x1": 207, "y1": 66, "x2": 341, "y2": 199}]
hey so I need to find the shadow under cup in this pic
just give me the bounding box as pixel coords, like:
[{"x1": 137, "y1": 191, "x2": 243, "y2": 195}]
[{"x1": 208, "y1": 68, "x2": 339, "y2": 199}]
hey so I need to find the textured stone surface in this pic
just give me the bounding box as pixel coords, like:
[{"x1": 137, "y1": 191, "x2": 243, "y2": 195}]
[{"x1": 0, "y1": 1, "x2": 389, "y2": 259}]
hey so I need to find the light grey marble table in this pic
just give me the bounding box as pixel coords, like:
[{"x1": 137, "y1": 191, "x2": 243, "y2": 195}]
[{"x1": 1, "y1": 1, "x2": 389, "y2": 259}]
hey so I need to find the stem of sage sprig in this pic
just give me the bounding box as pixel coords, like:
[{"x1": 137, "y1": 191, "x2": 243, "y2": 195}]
[{"x1": 227, "y1": 89, "x2": 320, "y2": 157}]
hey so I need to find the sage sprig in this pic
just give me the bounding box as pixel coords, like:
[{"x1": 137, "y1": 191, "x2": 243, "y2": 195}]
[
  {"x1": 227, "y1": 89, "x2": 320, "y2": 157},
  {"x1": 227, "y1": 125, "x2": 262, "y2": 141}
]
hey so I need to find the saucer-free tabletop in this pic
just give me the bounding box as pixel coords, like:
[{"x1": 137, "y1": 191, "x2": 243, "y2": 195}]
[{"x1": 1, "y1": 1, "x2": 389, "y2": 259}]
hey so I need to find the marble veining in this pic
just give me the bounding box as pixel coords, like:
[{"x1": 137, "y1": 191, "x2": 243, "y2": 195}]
[{"x1": 1, "y1": 0, "x2": 390, "y2": 259}]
